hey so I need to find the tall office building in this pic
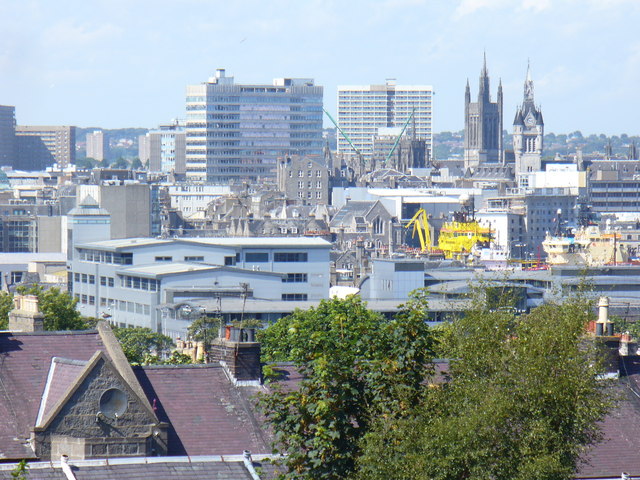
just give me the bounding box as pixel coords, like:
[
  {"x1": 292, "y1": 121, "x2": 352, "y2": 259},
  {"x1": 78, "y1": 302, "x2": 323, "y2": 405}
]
[
  {"x1": 0, "y1": 105, "x2": 16, "y2": 167},
  {"x1": 463, "y1": 55, "x2": 503, "y2": 170},
  {"x1": 185, "y1": 69, "x2": 323, "y2": 184},
  {"x1": 85, "y1": 130, "x2": 106, "y2": 161},
  {"x1": 146, "y1": 121, "x2": 186, "y2": 174},
  {"x1": 15, "y1": 125, "x2": 76, "y2": 170},
  {"x1": 336, "y1": 80, "x2": 434, "y2": 159}
]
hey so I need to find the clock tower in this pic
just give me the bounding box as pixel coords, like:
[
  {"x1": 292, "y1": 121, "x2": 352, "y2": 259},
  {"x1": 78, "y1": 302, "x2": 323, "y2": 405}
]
[{"x1": 513, "y1": 62, "x2": 544, "y2": 175}]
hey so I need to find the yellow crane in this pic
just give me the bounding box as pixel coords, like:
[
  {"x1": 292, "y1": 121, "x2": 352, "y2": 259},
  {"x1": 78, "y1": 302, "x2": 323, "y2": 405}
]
[{"x1": 405, "y1": 208, "x2": 432, "y2": 252}]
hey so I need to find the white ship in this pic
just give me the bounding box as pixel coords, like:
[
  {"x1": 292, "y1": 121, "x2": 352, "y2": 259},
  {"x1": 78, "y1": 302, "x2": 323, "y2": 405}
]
[{"x1": 542, "y1": 226, "x2": 628, "y2": 266}]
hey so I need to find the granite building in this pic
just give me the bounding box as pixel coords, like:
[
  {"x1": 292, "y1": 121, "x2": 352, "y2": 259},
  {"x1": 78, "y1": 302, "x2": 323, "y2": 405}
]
[
  {"x1": 464, "y1": 55, "x2": 503, "y2": 170},
  {"x1": 513, "y1": 63, "x2": 544, "y2": 175}
]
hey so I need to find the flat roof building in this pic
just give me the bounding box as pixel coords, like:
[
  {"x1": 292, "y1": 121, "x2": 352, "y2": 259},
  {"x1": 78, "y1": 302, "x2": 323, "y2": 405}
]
[
  {"x1": 185, "y1": 69, "x2": 323, "y2": 184},
  {"x1": 0, "y1": 105, "x2": 16, "y2": 167},
  {"x1": 337, "y1": 80, "x2": 433, "y2": 160},
  {"x1": 15, "y1": 125, "x2": 76, "y2": 170}
]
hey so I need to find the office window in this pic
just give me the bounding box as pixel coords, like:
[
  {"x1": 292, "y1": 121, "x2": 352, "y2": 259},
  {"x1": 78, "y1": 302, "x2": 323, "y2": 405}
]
[
  {"x1": 74, "y1": 273, "x2": 80, "y2": 282},
  {"x1": 245, "y1": 252, "x2": 269, "y2": 262},
  {"x1": 89, "y1": 296, "x2": 95, "y2": 305},
  {"x1": 282, "y1": 273, "x2": 308, "y2": 283},
  {"x1": 224, "y1": 256, "x2": 236, "y2": 266},
  {"x1": 282, "y1": 293, "x2": 308, "y2": 301},
  {"x1": 89, "y1": 275, "x2": 95, "y2": 285},
  {"x1": 274, "y1": 252, "x2": 308, "y2": 262},
  {"x1": 81, "y1": 274, "x2": 88, "y2": 283},
  {"x1": 155, "y1": 256, "x2": 172, "y2": 262},
  {"x1": 108, "y1": 277, "x2": 114, "y2": 287},
  {"x1": 184, "y1": 256, "x2": 204, "y2": 262},
  {"x1": 100, "y1": 276, "x2": 107, "y2": 286}
]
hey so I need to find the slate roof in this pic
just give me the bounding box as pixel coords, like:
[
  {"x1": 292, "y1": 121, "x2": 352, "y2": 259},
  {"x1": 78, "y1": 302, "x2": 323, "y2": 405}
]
[
  {"x1": 133, "y1": 364, "x2": 272, "y2": 456},
  {"x1": 0, "y1": 455, "x2": 282, "y2": 480},
  {"x1": 576, "y1": 356, "x2": 640, "y2": 479},
  {"x1": 0, "y1": 331, "x2": 107, "y2": 460}
]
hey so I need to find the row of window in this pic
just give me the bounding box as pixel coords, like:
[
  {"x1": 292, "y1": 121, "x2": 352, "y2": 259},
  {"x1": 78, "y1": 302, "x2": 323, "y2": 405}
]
[
  {"x1": 298, "y1": 191, "x2": 324, "y2": 199},
  {"x1": 74, "y1": 273, "x2": 95, "y2": 284},
  {"x1": 121, "y1": 276, "x2": 160, "y2": 291},
  {"x1": 78, "y1": 249, "x2": 133, "y2": 265},
  {"x1": 244, "y1": 252, "x2": 308, "y2": 263},
  {"x1": 282, "y1": 273, "x2": 308, "y2": 283},
  {"x1": 75, "y1": 294, "x2": 96, "y2": 305},
  {"x1": 282, "y1": 293, "x2": 308, "y2": 301}
]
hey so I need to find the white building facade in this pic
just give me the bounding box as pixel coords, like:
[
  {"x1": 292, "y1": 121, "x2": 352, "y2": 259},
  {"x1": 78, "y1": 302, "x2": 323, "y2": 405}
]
[
  {"x1": 68, "y1": 237, "x2": 331, "y2": 338},
  {"x1": 337, "y1": 80, "x2": 433, "y2": 157}
]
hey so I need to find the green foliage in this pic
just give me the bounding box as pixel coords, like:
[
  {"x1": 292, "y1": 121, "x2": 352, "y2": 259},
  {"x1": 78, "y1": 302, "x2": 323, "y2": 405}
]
[
  {"x1": 258, "y1": 293, "x2": 435, "y2": 480},
  {"x1": 130, "y1": 157, "x2": 143, "y2": 170},
  {"x1": 112, "y1": 326, "x2": 174, "y2": 364},
  {"x1": 357, "y1": 296, "x2": 612, "y2": 480},
  {"x1": 187, "y1": 316, "x2": 222, "y2": 358},
  {"x1": 163, "y1": 351, "x2": 193, "y2": 365},
  {"x1": 16, "y1": 285, "x2": 86, "y2": 330},
  {"x1": 0, "y1": 291, "x2": 13, "y2": 329},
  {"x1": 110, "y1": 157, "x2": 129, "y2": 169},
  {"x1": 11, "y1": 459, "x2": 29, "y2": 479}
]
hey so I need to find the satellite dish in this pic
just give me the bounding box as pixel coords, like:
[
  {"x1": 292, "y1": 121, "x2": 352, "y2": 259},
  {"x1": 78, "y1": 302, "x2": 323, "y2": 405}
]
[{"x1": 99, "y1": 388, "x2": 128, "y2": 420}]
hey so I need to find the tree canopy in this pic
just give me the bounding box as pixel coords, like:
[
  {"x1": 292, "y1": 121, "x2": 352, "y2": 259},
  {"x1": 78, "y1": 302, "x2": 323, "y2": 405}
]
[
  {"x1": 258, "y1": 293, "x2": 435, "y2": 480},
  {"x1": 260, "y1": 292, "x2": 612, "y2": 480},
  {"x1": 112, "y1": 326, "x2": 175, "y2": 365},
  {"x1": 14, "y1": 285, "x2": 87, "y2": 330},
  {"x1": 356, "y1": 296, "x2": 612, "y2": 480}
]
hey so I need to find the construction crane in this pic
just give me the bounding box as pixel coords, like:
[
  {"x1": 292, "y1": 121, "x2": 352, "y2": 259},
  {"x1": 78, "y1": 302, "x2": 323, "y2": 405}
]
[
  {"x1": 405, "y1": 208, "x2": 432, "y2": 252},
  {"x1": 323, "y1": 108, "x2": 366, "y2": 176},
  {"x1": 383, "y1": 108, "x2": 416, "y2": 167}
]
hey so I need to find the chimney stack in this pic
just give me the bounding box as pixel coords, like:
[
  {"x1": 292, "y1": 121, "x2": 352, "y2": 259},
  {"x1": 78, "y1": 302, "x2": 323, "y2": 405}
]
[
  {"x1": 8, "y1": 295, "x2": 44, "y2": 332},
  {"x1": 211, "y1": 325, "x2": 261, "y2": 385},
  {"x1": 596, "y1": 297, "x2": 613, "y2": 336}
]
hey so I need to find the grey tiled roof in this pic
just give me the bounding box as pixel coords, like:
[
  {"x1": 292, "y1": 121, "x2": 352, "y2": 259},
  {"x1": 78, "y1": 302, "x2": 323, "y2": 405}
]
[
  {"x1": 133, "y1": 364, "x2": 272, "y2": 456},
  {"x1": 0, "y1": 456, "x2": 283, "y2": 480},
  {"x1": 0, "y1": 331, "x2": 108, "y2": 460}
]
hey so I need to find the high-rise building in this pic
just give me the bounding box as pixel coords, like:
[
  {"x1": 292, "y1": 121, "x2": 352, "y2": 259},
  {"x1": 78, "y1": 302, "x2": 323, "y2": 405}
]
[
  {"x1": 513, "y1": 63, "x2": 544, "y2": 175},
  {"x1": 15, "y1": 125, "x2": 76, "y2": 170},
  {"x1": 336, "y1": 80, "x2": 433, "y2": 160},
  {"x1": 86, "y1": 130, "x2": 106, "y2": 161},
  {"x1": 0, "y1": 105, "x2": 16, "y2": 167},
  {"x1": 185, "y1": 69, "x2": 323, "y2": 184},
  {"x1": 464, "y1": 55, "x2": 503, "y2": 170},
  {"x1": 146, "y1": 121, "x2": 186, "y2": 174}
]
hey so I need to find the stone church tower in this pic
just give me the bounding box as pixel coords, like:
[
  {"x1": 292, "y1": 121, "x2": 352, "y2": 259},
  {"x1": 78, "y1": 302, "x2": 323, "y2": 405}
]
[
  {"x1": 464, "y1": 54, "x2": 503, "y2": 170},
  {"x1": 513, "y1": 62, "x2": 544, "y2": 174}
]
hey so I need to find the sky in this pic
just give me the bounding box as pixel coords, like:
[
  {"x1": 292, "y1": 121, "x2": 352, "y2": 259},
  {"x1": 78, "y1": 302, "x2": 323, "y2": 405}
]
[{"x1": 1, "y1": 0, "x2": 639, "y2": 135}]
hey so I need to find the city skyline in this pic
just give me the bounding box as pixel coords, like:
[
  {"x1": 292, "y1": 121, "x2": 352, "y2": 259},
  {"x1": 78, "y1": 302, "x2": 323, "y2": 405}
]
[{"x1": 1, "y1": 0, "x2": 639, "y2": 135}]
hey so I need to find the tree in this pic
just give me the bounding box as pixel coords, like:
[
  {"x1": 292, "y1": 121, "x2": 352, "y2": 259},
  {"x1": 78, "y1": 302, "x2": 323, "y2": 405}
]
[
  {"x1": 0, "y1": 291, "x2": 13, "y2": 329},
  {"x1": 356, "y1": 296, "x2": 612, "y2": 480},
  {"x1": 187, "y1": 315, "x2": 222, "y2": 359},
  {"x1": 16, "y1": 285, "x2": 86, "y2": 330},
  {"x1": 110, "y1": 157, "x2": 129, "y2": 169},
  {"x1": 112, "y1": 326, "x2": 174, "y2": 364},
  {"x1": 258, "y1": 293, "x2": 435, "y2": 480},
  {"x1": 130, "y1": 157, "x2": 143, "y2": 170}
]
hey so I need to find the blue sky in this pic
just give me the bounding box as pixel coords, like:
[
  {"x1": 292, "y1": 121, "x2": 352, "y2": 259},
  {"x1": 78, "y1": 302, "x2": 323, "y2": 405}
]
[{"x1": 1, "y1": 0, "x2": 639, "y2": 134}]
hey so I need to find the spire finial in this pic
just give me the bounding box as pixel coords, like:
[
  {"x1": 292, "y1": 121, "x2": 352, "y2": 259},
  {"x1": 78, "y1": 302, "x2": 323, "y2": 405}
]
[
  {"x1": 482, "y1": 50, "x2": 488, "y2": 75},
  {"x1": 526, "y1": 58, "x2": 532, "y2": 82}
]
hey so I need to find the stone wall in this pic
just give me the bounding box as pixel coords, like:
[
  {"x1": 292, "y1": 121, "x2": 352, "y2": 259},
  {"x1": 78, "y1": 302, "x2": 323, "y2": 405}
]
[{"x1": 34, "y1": 357, "x2": 167, "y2": 460}]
